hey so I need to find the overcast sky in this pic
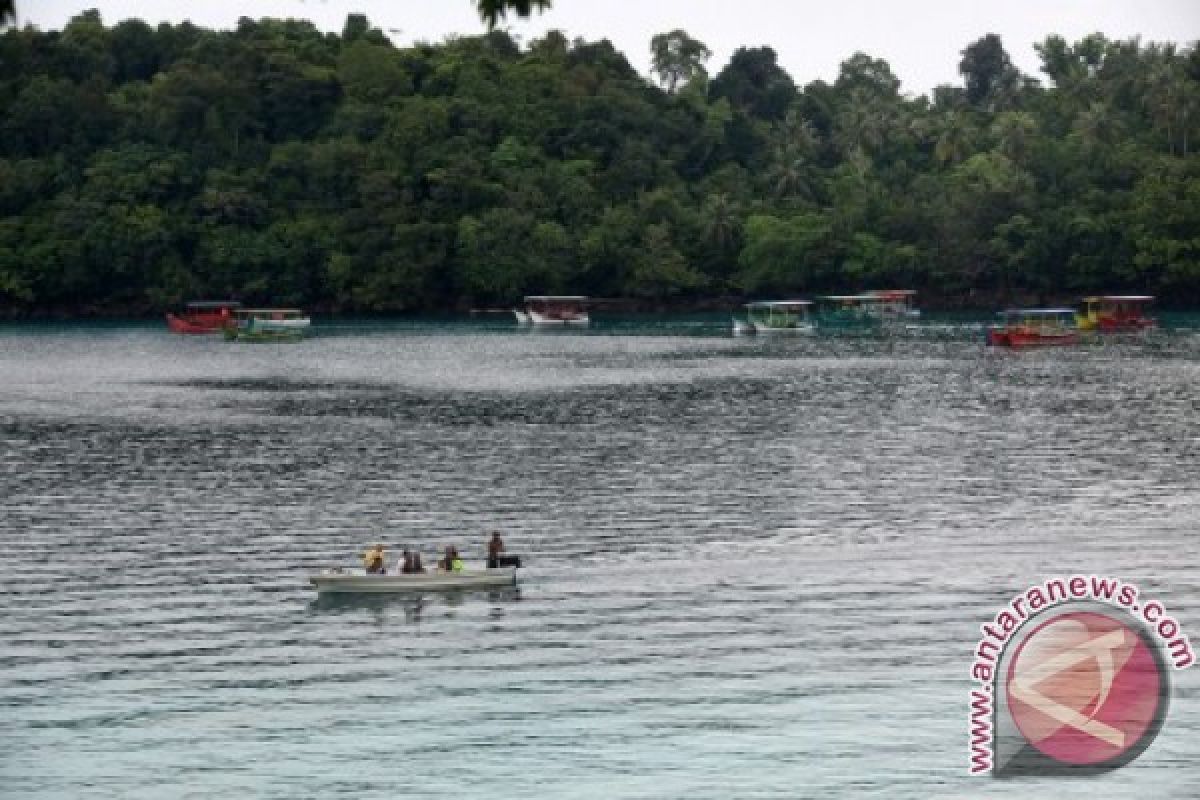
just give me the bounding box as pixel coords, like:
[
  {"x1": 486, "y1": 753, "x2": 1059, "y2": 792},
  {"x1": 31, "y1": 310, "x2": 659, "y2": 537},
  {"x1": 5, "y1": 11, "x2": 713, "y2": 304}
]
[{"x1": 24, "y1": 1, "x2": 1200, "y2": 95}]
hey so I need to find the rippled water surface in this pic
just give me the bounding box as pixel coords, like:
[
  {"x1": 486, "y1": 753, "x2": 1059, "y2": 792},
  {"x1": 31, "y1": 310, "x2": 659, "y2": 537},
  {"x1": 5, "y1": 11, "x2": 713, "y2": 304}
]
[{"x1": 2, "y1": 317, "x2": 1199, "y2": 798}]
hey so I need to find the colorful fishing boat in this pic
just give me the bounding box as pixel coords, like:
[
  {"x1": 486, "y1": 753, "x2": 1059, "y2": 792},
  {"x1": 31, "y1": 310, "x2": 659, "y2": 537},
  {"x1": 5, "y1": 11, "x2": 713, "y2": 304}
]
[
  {"x1": 1076, "y1": 295, "x2": 1157, "y2": 332},
  {"x1": 222, "y1": 308, "x2": 311, "y2": 342},
  {"x1": 986, "y1": 309, "x2": 1079, "y2": 347},
  {"x1": 165, "y1": 301, "x2": 241, "y2": 334},
  {"x1": 514, "y1": 296, "x2": 589, "y2": 326},
  {"x1": 733, "y1": 301, "x2": 815, "y2": 335},
  {"x1": 816, "y1": 290, "x2": 920, "y2": 329}
]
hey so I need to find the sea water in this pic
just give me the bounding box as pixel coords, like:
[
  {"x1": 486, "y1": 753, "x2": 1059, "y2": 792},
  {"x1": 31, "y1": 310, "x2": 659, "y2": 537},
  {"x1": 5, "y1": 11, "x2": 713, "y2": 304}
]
[{"x1": 1, "y1": 316, "x2": 1198, "y2": 798}]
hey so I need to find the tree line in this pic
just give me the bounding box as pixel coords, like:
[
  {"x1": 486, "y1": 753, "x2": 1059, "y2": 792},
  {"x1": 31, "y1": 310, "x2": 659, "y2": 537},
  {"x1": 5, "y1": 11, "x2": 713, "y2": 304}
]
[{"x1": 1, "y1": 12, "x2": 1198, "y2": 315}]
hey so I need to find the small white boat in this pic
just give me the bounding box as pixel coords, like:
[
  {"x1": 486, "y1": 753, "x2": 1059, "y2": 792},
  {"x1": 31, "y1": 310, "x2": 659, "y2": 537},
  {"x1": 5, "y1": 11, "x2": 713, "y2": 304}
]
[
  {"x1": 223, "y1": 308, "x2": 312, "y2": 341},
  {"x1": 736, "y1": 300, "x2": 815, "y2": 335},
  {"x1": 515, "y1": 296, "x2": 589, "y2": 326},
  {"x1": 310, "y1": 567, "x2": 518, "y2": 595}
]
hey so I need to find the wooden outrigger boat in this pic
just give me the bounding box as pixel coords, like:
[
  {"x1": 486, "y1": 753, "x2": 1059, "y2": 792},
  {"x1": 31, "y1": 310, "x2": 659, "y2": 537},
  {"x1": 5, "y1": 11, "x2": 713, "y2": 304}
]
[
  {"x1": 1076, "y1": 295, "x2": 1157, "y2": 333},
  {"x1": 166, "y1": 301, "x2": 241, "y2": 334},
  {"x1": 733, "y1": 300, "x2": 815, "y2": 335},
  {"x1": 222, "y1": 308, "x2": 311, "y2": 342},
  {"x1": 514, "y1": 296, "x2": 589, "y2": 326},
  {"x1": 986, "y1": 309, "x2": 1079, "y2": 347},
  {"x1": 310, "y1": 567, "x2": 518, "y2": 595}
]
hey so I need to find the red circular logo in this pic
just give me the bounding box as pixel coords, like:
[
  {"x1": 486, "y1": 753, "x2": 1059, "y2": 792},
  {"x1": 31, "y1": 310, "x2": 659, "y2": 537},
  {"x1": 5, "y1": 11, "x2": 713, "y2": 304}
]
[{"x1": 1005, "y1": 611, "x2": 1165, "y2": 766}]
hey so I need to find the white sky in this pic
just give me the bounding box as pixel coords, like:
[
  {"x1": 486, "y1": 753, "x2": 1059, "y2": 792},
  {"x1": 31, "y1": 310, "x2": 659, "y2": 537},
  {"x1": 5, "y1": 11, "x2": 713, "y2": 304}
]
[{"x1": 23, "y1": 1, "x2": 1200, "y2": 95}]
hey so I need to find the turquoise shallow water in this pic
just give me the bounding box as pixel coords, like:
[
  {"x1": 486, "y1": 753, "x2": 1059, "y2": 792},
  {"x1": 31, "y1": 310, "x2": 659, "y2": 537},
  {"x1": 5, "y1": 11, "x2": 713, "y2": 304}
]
[{"x1": 1, "y1": 316, "x2": 1199, "y2": 798}]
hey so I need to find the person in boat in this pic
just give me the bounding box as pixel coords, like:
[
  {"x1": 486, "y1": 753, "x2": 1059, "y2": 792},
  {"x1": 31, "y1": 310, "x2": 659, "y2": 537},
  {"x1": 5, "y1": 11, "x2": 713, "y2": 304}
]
[
  {"x1": 411, "y1": 552, "x2": 426, "y2": 573},
  {"x1": 399, "y1": 549, "x2": 414, "y2": 574},
  {"x1": 486, "y1": 532, "x2": 505, "y2": 569},
  {"x1": 363, "y1": 543, "x2": 386, "y2": 575},
  {"x1": 439, "y1": 546, "x2": 465, "y2": 572}
]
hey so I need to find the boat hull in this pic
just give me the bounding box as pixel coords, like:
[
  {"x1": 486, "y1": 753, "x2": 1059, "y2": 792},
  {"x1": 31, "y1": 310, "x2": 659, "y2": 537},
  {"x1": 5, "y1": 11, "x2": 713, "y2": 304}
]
[
  {"x1": 1096, "y1": 318, "x2": 1156, "y2": 333},
  {"x1": 253, "y1": 318, "x2": 311, "y2": 332},
  {"x1": 223, "y1": 327, "x2": 305, "y2": 342},
  {"x1": 752, "y1": 323, "x2": 815, "y2": 335},
  {"x1": 528, "y1": 310, "x2": 589, "y2": 325},
  {"x1": 310, "y1": 568, "x2": 518, "y2": 594},
  {"x1": 987, "y1": 329, "x2": 1079, "y2": 347},
  {"x1": 166, "y1": 312, "x2": 226, "y2": 334}
]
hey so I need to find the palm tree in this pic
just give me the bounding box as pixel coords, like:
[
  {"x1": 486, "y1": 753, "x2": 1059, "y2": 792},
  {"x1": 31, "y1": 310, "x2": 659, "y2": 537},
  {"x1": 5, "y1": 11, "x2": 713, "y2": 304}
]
[
  {"x1": 934, "y1": 112, "x2": 974, "y2": 166},
  {"x1": 475, "y1": 0, "x2": 552, "y2": 28},
  {"x1": 702, "y1": 192, "x2": 740, "y2": 251},
  {"x1": 990, "y1": 112, "x2": 1037, "y2": 164}
]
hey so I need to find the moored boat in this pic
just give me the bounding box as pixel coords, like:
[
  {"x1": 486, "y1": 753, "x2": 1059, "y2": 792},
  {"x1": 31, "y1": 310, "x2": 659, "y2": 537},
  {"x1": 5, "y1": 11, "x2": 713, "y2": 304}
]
[
  {"x1": 1076, "y1": 295, "x2": 1157, "y2": 332},
  {"x1": 165, "y1": 301, "x2": 241, "y2": 334},
  {"x1": 986, "y1": 309, "x2": 1079, "y2": 347},
  {"x1": 515, "y1": 296, "x2": 589, "y2": 326},
  {"x1": 867, "y1": 289, "x2": 921, "y2": 319},
  {"x1": 816, "y1": 290, "x2": 920, "y2": 330},
  {"x1": 310, "y1": 567, "x2": 518, "y2": 595},
  {"x1": 223, "y1": 308, "x2": 310, "y2": 342},
  {"x1": 734, "y1": 300, "x2": 815, "y2": 335}
]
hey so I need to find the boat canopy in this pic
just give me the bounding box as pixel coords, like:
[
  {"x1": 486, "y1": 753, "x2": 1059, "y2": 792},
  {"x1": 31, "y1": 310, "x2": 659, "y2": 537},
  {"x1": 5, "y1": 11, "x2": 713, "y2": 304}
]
[
  {"x1": 523, "y1": 295, "x2": 588, "y2": 302},
  {"x1": 184, "y1": 301, "x2": 241, "y2": 310},
  {"x1": 745, "y1": 300, "x2": 812, "y2": 309},
  {"x1": 234, "y1": 308, "x2": 306, "y2": 316},
  {"x1": 869, "y1": 289, "x2": 917, "y2": 299},
  {"x1": 999, "y1": 308, "x2": 1076, "y2": 316}
]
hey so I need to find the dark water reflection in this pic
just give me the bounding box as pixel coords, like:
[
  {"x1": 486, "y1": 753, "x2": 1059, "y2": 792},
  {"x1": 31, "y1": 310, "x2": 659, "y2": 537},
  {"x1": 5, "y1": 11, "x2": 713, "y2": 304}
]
[{"x1": 1, "y1": 319, "x2": 1198, "y2": 798}]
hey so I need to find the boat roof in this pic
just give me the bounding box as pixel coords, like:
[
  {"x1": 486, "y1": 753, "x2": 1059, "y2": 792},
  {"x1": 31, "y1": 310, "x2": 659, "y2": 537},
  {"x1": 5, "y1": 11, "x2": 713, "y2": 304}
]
[
  {"x1": 820, "y1": 294, "x2": 885, "y2": 302},
  {"x1": 869, "y1": 289, "x2": 917, "y2": 298},
  {"x1": 1083, "y1": 295, "x2": 1155, "y2": 302},
  {"x1": 1000, "y1": 308, "x2": 1076, "y2": 315},
  {"x1": 523, "y1": 295, "x2": 587, "y2": 301},
  {"x1": 746, "y1": 300, "x2": 812, "y2": 308},
  {"x1": 185, "y1": 300, "x2": 241, "y2": 309},
  {"x1": 235, "y1": 308, "x2": 306, "y2": 314}
]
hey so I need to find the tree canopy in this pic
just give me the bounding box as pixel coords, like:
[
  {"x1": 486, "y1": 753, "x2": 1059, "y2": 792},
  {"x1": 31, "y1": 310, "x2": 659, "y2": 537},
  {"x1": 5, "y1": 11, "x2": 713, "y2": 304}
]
[{"x1": 1, "y1": 16, "x2": 1198, "y2": 315}]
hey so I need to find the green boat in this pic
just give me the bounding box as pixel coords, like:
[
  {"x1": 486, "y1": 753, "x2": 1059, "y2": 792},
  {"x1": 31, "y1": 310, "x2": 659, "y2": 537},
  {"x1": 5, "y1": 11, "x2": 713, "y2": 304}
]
[
  {"x1": 222, "y1": 308, "x2": 310, "y2": 342},
  {"x1": 816, "y1": 290, "x2": 920, "y2": 330}
]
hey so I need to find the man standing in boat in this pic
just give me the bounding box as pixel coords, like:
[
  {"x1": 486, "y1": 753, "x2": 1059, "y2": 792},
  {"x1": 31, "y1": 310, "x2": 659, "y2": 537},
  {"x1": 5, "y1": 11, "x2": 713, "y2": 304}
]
[{"x1": 487, "y1": 532, "x2": 505, "y2": 569}]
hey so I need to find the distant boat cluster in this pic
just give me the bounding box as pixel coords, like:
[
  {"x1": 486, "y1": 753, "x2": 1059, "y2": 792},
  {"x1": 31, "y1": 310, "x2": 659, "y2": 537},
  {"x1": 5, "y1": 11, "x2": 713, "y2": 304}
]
[
  {"x1": 165, "y1": 301, "x2": 311, "y2": 341},
  {"x1": 163, "y1": 293, "x2": 1157, "y2": 346},
  {"x1": 732, "y1": 290, "x2": 920, "y2": 335},
  {"x1": 731, "y1": 291, "x2": 1156, "y2": 346}
]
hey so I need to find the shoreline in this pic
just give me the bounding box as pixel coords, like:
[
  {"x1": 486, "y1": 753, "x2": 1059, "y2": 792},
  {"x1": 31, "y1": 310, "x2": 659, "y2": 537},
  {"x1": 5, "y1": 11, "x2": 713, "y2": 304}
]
[{"x1": 0, "y1": 290, "x2": 1180, "y2": 321}]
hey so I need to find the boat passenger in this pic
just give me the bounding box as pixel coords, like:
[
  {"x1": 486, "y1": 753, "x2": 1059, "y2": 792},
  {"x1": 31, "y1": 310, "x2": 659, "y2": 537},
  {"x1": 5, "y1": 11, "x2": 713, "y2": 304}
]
[
  {"x1": 399, "y1": 549, "x2": 414, "y2": 574},
  {"x1": 363, "y1": 543, "x2": 386, "y2": 575},
  {"x1": 487, "y1": 532, "x2": 505, "y2": 569},
  {"x1": 440, "y1": 546, "x2": 465, "y2": 572},
  {"x1": 411, "y1": 552, "x2": 426, "y2": 573}
]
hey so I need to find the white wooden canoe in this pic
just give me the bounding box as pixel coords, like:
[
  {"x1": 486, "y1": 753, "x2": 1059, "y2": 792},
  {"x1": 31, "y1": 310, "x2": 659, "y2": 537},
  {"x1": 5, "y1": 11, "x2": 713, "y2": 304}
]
[{"x1": 309, "y1": 568, "x2": 517, "y2": 594}]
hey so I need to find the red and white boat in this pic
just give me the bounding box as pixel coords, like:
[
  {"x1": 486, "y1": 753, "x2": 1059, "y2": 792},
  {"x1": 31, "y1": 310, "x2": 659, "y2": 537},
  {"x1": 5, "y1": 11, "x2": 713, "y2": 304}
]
[
  {"x1": 986, "y1": 309, "x2": 1079, "y2": 347},
  {"x1": 514, "y1": 296, "x2": 589, "y2": 326},
  {"x1": 166, "y1": 301, "x2": 241, "y2": 334}
]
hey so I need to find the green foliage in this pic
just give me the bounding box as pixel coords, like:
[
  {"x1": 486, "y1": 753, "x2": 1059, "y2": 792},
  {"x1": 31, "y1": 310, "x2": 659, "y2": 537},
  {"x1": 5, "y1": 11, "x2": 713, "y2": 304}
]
[
  {"x1": 650, "y1": 30, "x2": 712, "y2": 94},
  {"x1": 0, "y1": 12, "x2": 1198, "y2": 315}
]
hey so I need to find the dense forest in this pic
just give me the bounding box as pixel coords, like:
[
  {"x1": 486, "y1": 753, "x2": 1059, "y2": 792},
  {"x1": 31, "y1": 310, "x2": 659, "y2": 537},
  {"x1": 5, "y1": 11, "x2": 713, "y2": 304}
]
[{"x1": 1, "y1": 11, "x2": 1199, "y2": 315}]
